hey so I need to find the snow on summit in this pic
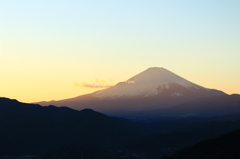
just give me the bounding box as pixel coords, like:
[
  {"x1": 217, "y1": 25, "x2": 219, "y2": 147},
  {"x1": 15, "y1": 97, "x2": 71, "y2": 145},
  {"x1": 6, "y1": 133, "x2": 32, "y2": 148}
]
[
  {"x1": 125, "y1": 67, "x2": 198, "y2": 87},
  {"x1": 94, "y1": 67, "x2": 206, "y2": 99}
]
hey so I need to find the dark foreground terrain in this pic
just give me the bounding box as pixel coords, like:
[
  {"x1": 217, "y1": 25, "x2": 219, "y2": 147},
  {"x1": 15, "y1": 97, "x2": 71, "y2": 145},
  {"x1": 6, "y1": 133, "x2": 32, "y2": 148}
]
[
  {"x1": 162, "y1": 129, "x2": 240, "y2": 159},
  {"x1": 1, "y1": 97, "x2": 240, "y2": 159}
]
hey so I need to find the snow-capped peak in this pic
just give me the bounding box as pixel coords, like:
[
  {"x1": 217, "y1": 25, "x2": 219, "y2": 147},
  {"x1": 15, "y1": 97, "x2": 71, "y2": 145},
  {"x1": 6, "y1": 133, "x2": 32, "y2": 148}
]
[
  {"x1": 93, "y1": 67, "x2": 206, "y2": 99},
  {"x1": 125, "y1": 67, "x2": 196, "y2": 87}
]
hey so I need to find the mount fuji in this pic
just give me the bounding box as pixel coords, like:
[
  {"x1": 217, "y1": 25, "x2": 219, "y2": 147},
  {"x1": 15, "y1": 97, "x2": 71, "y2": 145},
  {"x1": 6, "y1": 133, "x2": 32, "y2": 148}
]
[
  {"x1": 38, "y1": 67, "x2": 226, "y2": 120},
  {"x1": 93, "y1": 67, "x2": 220, "y2": 99}
]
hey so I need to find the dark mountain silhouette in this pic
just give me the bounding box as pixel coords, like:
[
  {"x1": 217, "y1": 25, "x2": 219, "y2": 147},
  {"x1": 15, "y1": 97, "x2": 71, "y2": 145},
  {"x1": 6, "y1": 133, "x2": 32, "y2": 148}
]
[
  {"x1": 0, "y1": 98, "x2": 139, "y2": 158},
  {"x1": 2, "y1": 97, "x2": 240, "y2": 158},
  {"x1": 162, "y1": 129, "x2": 240, "y2": 159},
  {"x1": 37, "y1": 67, "x2": 225, "y2": 121},
  {"x1": 0, "y1": 97, "x2": 77, "y2": 121}
]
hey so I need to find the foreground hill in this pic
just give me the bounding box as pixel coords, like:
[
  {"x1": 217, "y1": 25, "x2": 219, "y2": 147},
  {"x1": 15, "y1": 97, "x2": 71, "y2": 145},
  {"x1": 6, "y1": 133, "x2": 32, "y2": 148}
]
[
  {"x1": 162, "y1": 129, "x2": 240, "y2": 159},
  {"x1": 37, "y1": 67, "x2": 225, "y2": 120}
]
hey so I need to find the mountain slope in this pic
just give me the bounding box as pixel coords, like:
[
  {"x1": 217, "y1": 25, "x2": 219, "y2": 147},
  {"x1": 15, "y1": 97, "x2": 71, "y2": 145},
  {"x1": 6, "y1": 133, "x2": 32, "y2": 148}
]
[{"x1": 165, "y1": 94, "x2": 240, "y2": 117}]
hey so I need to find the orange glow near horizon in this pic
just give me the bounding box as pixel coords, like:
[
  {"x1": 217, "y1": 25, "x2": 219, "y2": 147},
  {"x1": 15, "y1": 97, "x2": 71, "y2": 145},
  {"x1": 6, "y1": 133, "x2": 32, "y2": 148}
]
[{"x1": 1, "y1": 70, "x2": 240, "y2": 104}]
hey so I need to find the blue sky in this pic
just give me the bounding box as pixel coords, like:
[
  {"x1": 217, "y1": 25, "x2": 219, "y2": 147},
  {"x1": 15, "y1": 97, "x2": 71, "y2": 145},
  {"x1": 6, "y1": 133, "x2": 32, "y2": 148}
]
[{"x1": 1, "y1": 0, "x2": 240, "y2": 102}]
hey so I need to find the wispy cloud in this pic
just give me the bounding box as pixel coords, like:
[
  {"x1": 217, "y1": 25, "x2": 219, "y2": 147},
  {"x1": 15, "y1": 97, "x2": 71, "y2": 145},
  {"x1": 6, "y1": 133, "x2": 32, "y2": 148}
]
[{"x1": 75, "y1": 79, "x2": 114, "y2": 88}]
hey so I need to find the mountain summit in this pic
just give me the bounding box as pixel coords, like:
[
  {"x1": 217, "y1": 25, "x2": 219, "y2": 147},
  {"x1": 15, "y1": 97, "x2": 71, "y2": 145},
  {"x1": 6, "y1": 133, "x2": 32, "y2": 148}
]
[
  {"x1": 94, "y1": 67, "x2": 208, "y2": 99},
  {"x1": 37, "y1": 67, "x2": 226, "y2": 120}
]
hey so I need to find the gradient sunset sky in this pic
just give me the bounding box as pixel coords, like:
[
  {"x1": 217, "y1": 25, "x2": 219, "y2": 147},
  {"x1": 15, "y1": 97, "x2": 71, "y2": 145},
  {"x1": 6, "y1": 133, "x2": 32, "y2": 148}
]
[{"x1": 1, "y1": 0, "x2": 240, "y2": 103}]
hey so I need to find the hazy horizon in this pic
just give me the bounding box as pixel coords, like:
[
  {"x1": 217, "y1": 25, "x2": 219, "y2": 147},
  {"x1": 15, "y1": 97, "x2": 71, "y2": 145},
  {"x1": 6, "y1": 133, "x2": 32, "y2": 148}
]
[{"x1": 1, "y1": 0, "x2": 240, "y2": 103}]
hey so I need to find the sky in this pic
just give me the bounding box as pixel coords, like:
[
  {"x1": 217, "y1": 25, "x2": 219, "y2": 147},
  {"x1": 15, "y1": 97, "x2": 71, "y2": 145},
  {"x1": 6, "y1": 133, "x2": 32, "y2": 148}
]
[{"x1": 0, "y1": 0, "x2": 240, "y2": 103}]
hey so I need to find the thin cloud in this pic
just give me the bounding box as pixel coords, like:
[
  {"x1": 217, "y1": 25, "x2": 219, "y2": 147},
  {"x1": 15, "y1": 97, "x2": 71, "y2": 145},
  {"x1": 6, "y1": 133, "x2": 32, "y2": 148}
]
[
  {"x1": 75, "y1": 79, "x2": 114, "y2": 88},
  {"x1": 80, "y1": 83, "x2": 112, "y2": 88}
]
